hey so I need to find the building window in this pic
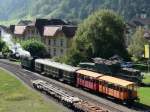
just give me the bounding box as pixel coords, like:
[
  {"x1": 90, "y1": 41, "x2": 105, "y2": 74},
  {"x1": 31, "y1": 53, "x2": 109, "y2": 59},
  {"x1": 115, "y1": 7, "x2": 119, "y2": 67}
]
[
  {"x1": 53, "y1": 39, "x2": 56, "y2": 46},
  {"x1": 60, "y1": 49, "x2": 64, "y2": 54},
  {"x1": 53, "y1": 48, "x2": 56, "y2": 56},
  {"x1": 49, "y1": 48, "x2": 51, "y2": 54},
  {"x1": 60, "y1": 39, "x2": 64, "y2": 47},
  {"x1": 49, "y1": 39, "x2": 51, "y2": 45}
]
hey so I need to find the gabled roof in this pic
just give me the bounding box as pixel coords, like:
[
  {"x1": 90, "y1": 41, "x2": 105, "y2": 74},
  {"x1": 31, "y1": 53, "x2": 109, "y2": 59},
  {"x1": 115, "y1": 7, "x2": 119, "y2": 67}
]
[
  {"x1": 14, "y1": 26, "x2": 26, "y2": 35},
  {"x1": 76, "y1": 70, "x2": 103, "y2": 78},
  {"x1": 99, "y1": 76, "x2": 135, "y2": 87},
  {"x1": 43, "y1": 25, "x2": 77, "y2": 38},
  {"x1": 130, "y1": 17, "x2": 150, "y2": 26},
  {"x1": 44, "y1": 26, "x2": 62, "y2": 36}
]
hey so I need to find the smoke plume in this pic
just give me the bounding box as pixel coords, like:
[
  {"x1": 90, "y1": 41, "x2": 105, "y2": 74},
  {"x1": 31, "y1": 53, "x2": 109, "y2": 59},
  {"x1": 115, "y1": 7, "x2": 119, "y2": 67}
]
[{"x1": 1, "y1": 29, "x2": 30, "y2": 57}]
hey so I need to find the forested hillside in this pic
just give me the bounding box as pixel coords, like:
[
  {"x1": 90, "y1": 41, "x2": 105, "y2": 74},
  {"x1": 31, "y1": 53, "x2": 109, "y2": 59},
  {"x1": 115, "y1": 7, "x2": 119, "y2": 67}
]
[{"x1": 0, "y1": 0, "x2": 150, "y2": 22}]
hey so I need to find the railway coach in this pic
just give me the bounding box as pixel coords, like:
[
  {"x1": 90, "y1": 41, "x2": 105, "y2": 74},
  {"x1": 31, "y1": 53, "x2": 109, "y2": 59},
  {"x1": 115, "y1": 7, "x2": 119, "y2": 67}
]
[
  {"x1": 35, "y1": 59, "x2": 79, "y2": 84},
  {"x1": 76, "y1": 69, "x2": 138, "y2": 102}
]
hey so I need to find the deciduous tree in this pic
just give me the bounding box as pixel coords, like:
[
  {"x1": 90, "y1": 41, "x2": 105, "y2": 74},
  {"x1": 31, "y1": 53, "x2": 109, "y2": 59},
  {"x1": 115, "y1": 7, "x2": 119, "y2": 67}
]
[
  {"x1": 65, "y1": 10, "x2": 128, "y2": 65},
  {"x1": 128, "y1": 27, "x2": 148, "y2": 60}
]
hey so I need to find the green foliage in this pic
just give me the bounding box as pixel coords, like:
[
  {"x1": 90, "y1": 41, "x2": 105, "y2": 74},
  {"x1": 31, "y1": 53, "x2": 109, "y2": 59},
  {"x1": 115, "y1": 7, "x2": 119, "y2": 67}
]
[
  {"x1": 128, "y1": 27, "x2": 148, "y2": 60},
  {"x1": 138, "y1": 87, "x2": 150, "y2": 106},
  {"x1": 2, "y1": 45, "x2": 10, "y2": 57},
  {"x1": 22, "y1": 39, "x2": 47, "y2": 57},
  {"x1": 0, "y1": 38, "x2": 6, "y2": 52},
  {"x1": 65, "y1": 10, "x2": 128, "y2": 65},
  {"x1": 0, "y1": 0, "x2": 150, "y2": 23}
]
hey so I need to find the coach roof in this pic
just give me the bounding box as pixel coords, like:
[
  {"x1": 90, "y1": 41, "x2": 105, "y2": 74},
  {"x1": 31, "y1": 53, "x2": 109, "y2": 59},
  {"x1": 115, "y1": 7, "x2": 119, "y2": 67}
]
[
  {"x1": 76, "y1": 70, "x2": 103, "y2": 78},
  {"x1": 35, "y1": 59, "x2": 78, "y2": 72},
  {"x1": 99, "y1": 76, "x2": 135, "y2": 87}
]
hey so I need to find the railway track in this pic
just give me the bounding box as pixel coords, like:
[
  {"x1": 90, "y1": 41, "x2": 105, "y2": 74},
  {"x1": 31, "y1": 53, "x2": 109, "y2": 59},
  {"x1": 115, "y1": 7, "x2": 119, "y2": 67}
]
[{"x1": 0, "y1": 59, "x2": 142, "y2": 112}]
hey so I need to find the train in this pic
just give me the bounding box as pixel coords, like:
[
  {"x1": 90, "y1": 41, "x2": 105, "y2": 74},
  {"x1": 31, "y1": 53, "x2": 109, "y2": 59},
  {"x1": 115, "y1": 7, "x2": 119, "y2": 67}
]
[{"x1": 20, "y1": 56, "x2": 138, "y2": 103}]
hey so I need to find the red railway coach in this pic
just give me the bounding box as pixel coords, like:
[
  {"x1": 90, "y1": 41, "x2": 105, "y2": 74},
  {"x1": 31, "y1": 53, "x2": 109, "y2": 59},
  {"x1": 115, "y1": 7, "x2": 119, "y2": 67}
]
[
  {"x1": 76, "y1": 70, "x2": 103, "y2": 91},
  {"x1": 98, "y1": 76, "x2": 138, "y2": 101}
]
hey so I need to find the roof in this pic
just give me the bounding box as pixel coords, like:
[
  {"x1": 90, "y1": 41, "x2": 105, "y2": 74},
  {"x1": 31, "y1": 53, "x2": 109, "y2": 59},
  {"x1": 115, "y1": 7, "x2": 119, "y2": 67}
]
[
  {"x1": 35, "y1": 59, "x2": 78, "y2": 72},
  {"x1": 99, "y1": 76, "x2": 135, "y2": 87},
  {"x1": 130, "y1": 17, "x2": 150, "y2": 26},
  {"x1": 44, "y1": 26, "x2": 62, "y2": 36},
  {"x1": 18, "y1": 20, "x2": 33, "y2": 26},
  {"x1": 76, "y1": 70, "x2": 103, "y2": 78},
  {"x1": 62, "y1": 25, "x2": 77, "y2": 37},
  {"x1": 14, "y1": 26, "x2": 26, "y2": 35},
  {"x1": 35, "y1": 18, "x2": 68, "y2": 36},
  {"x1": 43, "y1": 25, "x2": 77, "y2": 38}
]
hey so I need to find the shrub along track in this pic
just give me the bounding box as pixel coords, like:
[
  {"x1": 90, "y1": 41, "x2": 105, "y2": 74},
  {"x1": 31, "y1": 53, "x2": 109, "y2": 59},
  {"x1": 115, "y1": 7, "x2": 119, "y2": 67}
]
[{"x1": 0, "y1": 59, "x2": 145, "y2": 112}]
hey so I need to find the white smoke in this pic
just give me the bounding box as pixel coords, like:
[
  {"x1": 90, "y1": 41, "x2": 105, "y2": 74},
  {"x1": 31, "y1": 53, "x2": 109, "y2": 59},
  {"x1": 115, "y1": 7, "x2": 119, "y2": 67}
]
[{"x1": 1, "y1": 29, "x2": 31, "y2": 57}]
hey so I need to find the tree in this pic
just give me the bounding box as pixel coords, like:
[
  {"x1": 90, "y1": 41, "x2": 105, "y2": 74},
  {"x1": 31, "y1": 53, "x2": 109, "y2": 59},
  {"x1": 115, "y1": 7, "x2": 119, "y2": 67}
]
[
  {"x1": 65, "y1": 10, "x2": 128, "y2": 66},
  {"x1": 128, "y1": 27, "x2": 148, "y2": 60},
  {"x1": 2, "y1": 45, "x2": 10, "y2": 58},
  {"x1": 0, "y1": 38, "x2": 5, "y2": 52},
  {"x1": 22, "y1": 39, "x2": 47, "y2": 58}
]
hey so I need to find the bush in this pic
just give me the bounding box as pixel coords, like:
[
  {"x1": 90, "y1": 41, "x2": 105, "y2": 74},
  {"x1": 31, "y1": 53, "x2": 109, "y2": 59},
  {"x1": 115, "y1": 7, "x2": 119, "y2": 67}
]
[
  {"x1": 22, "y1": 39, "x2": 47, "y2": 58},
  {"x1": 0, "y1": 38, "x2": 6, "y2": 52},
  {"x1": 2, "y1": 45, "x2": 10, "y2": 58}
]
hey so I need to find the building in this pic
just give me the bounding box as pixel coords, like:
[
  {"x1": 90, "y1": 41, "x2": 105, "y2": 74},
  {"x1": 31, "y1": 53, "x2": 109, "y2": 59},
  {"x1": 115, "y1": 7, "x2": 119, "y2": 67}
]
[
  {"x1": 43, "y1": 25, "x2": 77, "y2": 57},
  {"x1": 128, "y1": 11, "x2": 150, "y2": 30},
  {"x1": 126, "y1": 11, "x2": 150, "y2": 45},
  {"x1": 14, "y1": 25, "x2": 39, "y2": 40}
]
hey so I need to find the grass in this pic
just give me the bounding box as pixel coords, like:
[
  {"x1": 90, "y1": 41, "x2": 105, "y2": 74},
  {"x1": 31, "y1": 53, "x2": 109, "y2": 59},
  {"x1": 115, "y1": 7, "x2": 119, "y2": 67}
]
[
  {"x1": 137, "y1": 73, "x2": 150, "y2": 106},
  {"x1": 0, "y1": 68, "x2": 67, "y2": 112},
  {"x1": 138, "y1": 87, "x2": 150, "y2": 106},
  {"x1": 143, "y1": 73, "x2": 150, "y2": 84}
]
